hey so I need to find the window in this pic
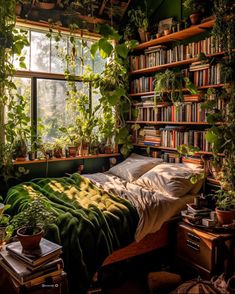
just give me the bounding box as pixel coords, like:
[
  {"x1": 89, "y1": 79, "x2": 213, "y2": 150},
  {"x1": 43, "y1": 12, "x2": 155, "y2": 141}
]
[{"x1": 13, "y1": 25, "x2": 105, "y2": 144}]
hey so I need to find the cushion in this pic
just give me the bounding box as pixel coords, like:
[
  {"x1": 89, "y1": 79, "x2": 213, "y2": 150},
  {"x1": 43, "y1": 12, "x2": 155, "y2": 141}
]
[
  {"x1": 108, "y1": 153, "x2": 163, "y2": 182},
  {"x1": 134, "y1": 163, "x2": 204, "y2": 197}
]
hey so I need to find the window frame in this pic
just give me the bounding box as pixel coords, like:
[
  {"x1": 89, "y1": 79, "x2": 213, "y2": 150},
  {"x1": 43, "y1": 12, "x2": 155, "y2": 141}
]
[{"x1": 14, "y1": 22, "x2": 99, "y2": 145}]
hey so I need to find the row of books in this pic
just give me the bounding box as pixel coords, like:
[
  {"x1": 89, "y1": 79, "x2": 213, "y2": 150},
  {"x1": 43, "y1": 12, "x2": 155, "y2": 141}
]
[
  {"x1": 131, "y1": 99, "x2": 226, "y2": 122},
  {"x1": 130, "y1": 76, "x2": 154, "y2": 93},
  {"x1": 192, "y1": 63, "x2": 221, "y2": 86},
  {"x1": 160, "y1": 127, "x2": 212, "y2": 152},
  {"x1": 0, "y1": 238, "x2": 63, "y2": 287},
  {"x1": 130, "y1": 36, "x2": 222, "y2": 71}
]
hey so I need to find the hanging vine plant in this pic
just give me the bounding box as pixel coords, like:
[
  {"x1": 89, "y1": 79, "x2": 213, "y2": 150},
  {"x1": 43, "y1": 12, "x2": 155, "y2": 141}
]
[
  {"x1": 204, "y1": 0, "x2": 235, "y2": 207},
  {"x1": 0, "y1": 0, "x2": 30, "y2": 190},
  {"x1": 90, "y1": 24, "x2": 138, "y2": 157}
]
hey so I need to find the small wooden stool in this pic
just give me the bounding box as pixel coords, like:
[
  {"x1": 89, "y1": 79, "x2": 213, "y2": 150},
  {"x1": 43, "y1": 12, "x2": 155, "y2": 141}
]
[{"x1": 147, "y1": 271, "x2": 182, "y2": 294}]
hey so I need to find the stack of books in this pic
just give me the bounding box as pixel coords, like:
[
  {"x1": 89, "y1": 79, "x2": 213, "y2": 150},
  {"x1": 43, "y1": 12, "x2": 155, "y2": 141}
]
[
  {"x1": 0, "y1": 238, "x2": 63, "y2": 288},
  {"x1": 181, "y1": 203, "x2": 211, "y2": 225},
  {"x1": 143, "y1": 126, "x2": 161, "y2": 146}
]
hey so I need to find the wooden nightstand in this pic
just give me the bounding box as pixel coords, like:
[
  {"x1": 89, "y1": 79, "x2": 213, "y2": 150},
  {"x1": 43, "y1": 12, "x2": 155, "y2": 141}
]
[{"x1": 176, "y1": 222, "x2": 235, "y2": 279}]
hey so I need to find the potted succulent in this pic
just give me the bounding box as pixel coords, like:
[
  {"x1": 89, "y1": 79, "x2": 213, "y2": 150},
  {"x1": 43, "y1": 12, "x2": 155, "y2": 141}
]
[
  {"x1": 9, "y1": 196, "x2": 56, "y2": 250},
  {"x1": 128, "y1": 7, "x2": 149, "y2": 43},
  {"x1": 0, "y1": 200, "x2": 11, "y2": 245},
  {"x1": 213, "y1": 190, "x2": 235, "y2": 225}
]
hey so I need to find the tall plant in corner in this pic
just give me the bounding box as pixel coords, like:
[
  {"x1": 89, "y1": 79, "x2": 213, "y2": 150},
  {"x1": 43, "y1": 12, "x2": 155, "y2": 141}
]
[
  {"x1": 0, "y1": 0, "x2": 29, "y2": 189},
  {"x1": 205, "y1": 0, "x2": 235, "y2": 212},
  {"x1": 90, "y1": 24, "x2": 138, "y2": 157}
]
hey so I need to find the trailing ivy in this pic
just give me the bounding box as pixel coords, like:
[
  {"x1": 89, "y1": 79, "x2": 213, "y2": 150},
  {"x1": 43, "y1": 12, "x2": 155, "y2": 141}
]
[{"x1": 0, "y1": 0, "x2": 29, "y2": 188}]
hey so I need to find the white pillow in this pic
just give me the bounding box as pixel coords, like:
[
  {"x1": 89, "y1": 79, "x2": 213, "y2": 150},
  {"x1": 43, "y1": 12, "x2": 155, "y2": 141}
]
[
  {"x1": 134, "y1": 163, "x2": 204, "y2": 197},
  {"x1": 108, "y1": 153, "x2": 163, "y2": 182}
]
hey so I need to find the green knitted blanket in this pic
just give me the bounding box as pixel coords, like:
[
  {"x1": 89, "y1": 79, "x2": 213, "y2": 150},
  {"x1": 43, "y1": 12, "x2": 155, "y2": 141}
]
[{"x1": 5, "y1": 173, "x2": 139, "y2": 293}]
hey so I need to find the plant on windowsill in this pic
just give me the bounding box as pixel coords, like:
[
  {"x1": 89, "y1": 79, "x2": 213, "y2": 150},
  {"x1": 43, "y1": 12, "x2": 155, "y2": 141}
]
[
  {"x1": 52, "y1": 139, "x2": 65, "y2": 158},
  {"x1": 8, "y1": 196, "x2": 56, "y2": 250}
]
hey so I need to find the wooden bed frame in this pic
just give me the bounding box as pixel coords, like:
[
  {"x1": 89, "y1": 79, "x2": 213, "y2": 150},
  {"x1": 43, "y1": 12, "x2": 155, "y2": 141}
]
[{"x1": 102, "y1": 222, "x2": 169, "y2": 266}]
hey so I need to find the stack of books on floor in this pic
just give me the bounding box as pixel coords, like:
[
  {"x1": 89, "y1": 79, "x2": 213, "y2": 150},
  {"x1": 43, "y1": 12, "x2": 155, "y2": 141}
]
[
  {"x1": 181, "y1": 203, "x2": 211, "y2": 225},
  {"x1": 0, "y1": 238, "x2": 63, "y2": 288}
]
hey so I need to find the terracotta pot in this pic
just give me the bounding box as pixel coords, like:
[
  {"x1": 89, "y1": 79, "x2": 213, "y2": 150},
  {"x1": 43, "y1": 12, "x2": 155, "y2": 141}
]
[
  {"x1": 54, "y1": 148, "x2": 63, "y2": 158},
  {"x1": 35, "y1": 2, "x2": 55, "y2": 10},
  {"x1": 190, "y1": 13, "x2": 201, "y2": 25},
  {"x1": 163, "y1": 29, "x2": 172, "y2": 36},
  {"x1": 15, "y1": 3, "x2": 22, "y2": 16},
  {"x1": 68, "y1": 146, "x2": 77, "y2": 157},
  {"x1": 138, "y1": 28, "x2": 146, "y2": 43},
  {"x1": 17, "y1": 227, "x2": 43, "y2": 250},
  {"x1": 15, "y1": 156, "x2": 27, "y2": 162},
  {"x1": 215, "y1": 208, "x2": 235, "y2": 225}
]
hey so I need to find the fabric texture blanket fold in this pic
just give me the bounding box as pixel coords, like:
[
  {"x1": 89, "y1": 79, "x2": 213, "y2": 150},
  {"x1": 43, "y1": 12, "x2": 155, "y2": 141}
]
[{"x1": 5, "y1": 173, "x2": 139, "y2": 294}]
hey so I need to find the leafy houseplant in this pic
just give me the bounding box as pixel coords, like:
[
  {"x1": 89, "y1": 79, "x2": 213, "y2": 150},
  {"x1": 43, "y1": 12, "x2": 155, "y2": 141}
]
[
  {"x1": 128, "y1": 7, "x2": 149, "y2": 43},
  {"x1": 52, "y1": 139, "x2": 64, "y2": 158},
  {"x1": 154, "y1": 69, "x2": 198, "y2": 105},
  {"x1": 9, "y1": 196, "x2": 56, "y2": 250},
  {"x1": 183, "y1": 0, "x2": 208, "y2": 25},
  {"x1": 213, "y1": 190, "x2": 235, "y2": 224},
  {"x1": 0, "y1": 200, "x2": 11, "y2": 244}
]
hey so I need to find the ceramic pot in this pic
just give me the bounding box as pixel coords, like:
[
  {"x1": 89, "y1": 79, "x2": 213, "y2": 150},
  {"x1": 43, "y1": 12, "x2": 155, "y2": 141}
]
[
  {"x1": 68, "y1": 146, "x2": 77, "y2": 157},
  {"x1": 35, "y1": 2, "x2": 55, "y2": 10},
  {"x1": 17, "y1": 227, "x2": 43, "y2": 250},
  {"x1": 215, "y1": 208, "x2": 235, "y2": 225},
  {"x1": 190, "y1": 13, "x2": 201, "y2": 25},
  {"x1": 54, "y1": 148, "x2": 63, "y2": 158},
  {"x1": 138, "y1": 28, "x2": 146, "y2": 43}
]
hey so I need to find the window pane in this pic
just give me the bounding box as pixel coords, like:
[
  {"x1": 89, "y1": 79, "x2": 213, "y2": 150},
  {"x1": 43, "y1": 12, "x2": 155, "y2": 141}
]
[
  {"x1": 37, "y1": 79, "x2": 67, "y2": 142},
  {"x1": 82, "y1": 40, "x2": 93, "y2": 72},
  {"x1": 94, "y1": 51, "x2": 106, "y2": 74},
  {"x1": 14, "y1": 77, "x2": 31, "y2": 117},
  {"x1": 31, "y1": 31, "x2": 50, "y2": 72},
  {"x1": 51, "y1": 35, "x2": 68, "y2": 74}
]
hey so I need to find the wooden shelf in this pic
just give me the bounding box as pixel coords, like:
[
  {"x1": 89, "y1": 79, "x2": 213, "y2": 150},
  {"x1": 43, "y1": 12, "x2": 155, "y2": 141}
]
[
  {"x1": 133, "y1": 144, "x2": 224, "y2": 156},
  {"x1": 127, "y1": 121, "x2": 221, "y2": 125},
  {"x1": 134, "y1": 20, "x2": 215, "y2": 51},
  {"x1": 13, "y1": 153, "x2": 120, "y2": 165},
  {"x1": 129, "y1": 84, "x2": 225, "y2": 97},
  {"x1": 130, "y1": 52, "x2": 225, "y2": 75}
]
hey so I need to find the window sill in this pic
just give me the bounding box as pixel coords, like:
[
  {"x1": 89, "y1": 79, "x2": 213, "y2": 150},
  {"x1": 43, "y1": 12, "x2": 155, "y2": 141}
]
[{"x1": 13, "y1": 153, "x2": 120, "y2": 165}]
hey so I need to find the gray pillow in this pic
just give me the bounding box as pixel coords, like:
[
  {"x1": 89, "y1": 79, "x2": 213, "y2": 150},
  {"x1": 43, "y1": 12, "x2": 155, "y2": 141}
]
[{"x1": 108, "y1": 153, "x2": 163, "y2": 182}]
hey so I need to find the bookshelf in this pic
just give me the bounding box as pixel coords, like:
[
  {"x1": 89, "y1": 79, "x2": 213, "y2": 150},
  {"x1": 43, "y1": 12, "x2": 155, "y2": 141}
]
[{"x1": 128, "y1": 19, "x2": 227, "y2": 163}]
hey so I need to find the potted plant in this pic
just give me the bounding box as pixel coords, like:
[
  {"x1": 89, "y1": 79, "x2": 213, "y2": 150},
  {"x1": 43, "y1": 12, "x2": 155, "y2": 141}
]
[
  {"x1": 13, "y1": 136, "x2": 28, "y2": 161},
  {"x1": 52, "y1": 139, "x2": 64, "y2": 158},
  {"x1": 154, "y1": 69, "x2": 198, "y2": 105},
  {"x1": 213, "y1": 190, "x2": 235, "y2": 225},
  {"x1": 9, "y1": 196, "x2": 56, "y2": 250},
  {"x1": 183, "y1": 0, "x2": 207, "y2": 25},
  {"x1": 0, "y1": 199, "x2": 11, "y2": 245},
  {"x1": 128, "y1": 7, "x2": 149, "y2": 43}
]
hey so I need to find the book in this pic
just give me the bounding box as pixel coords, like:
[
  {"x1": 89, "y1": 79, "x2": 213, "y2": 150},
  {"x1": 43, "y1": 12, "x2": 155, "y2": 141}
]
[
  {"x1": 0, "y1": 248, "x2": 63, "y2": 284},
  {"x1": 6, "y1": 238, "x2": 62, "y2": 267}
]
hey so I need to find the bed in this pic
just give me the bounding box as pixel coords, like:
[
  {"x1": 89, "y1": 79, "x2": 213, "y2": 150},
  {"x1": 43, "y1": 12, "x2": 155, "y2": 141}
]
[{"x1": 5, "y1": 153, "x2": 204, "y2": 293}]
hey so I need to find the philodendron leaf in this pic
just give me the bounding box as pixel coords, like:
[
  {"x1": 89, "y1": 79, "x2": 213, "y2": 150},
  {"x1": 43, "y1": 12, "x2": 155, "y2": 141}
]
[
  {"x1": 98, "y1": 38, "x2": 113, "y2": 59},
  {"x1": 205, "y1": 129, "x2": 218, "y2": 143},
  {"x1": 116, "y1": 44, "x2": 129, "y2": 58},
  {"x1": 90, "y1": 42, "x2": 99, "y2": 59}
]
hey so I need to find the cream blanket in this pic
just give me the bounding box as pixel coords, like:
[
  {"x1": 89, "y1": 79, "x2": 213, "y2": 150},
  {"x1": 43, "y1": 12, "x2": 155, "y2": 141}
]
[{"x1": 85, "y1": 172, "x2": 194, "y2": 242}]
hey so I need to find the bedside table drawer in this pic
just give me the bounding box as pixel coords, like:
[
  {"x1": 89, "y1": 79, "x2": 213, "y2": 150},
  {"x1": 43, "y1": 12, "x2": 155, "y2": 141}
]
[{"x1": 177, "y1": 224, "x2": 216, "y2": 273}]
